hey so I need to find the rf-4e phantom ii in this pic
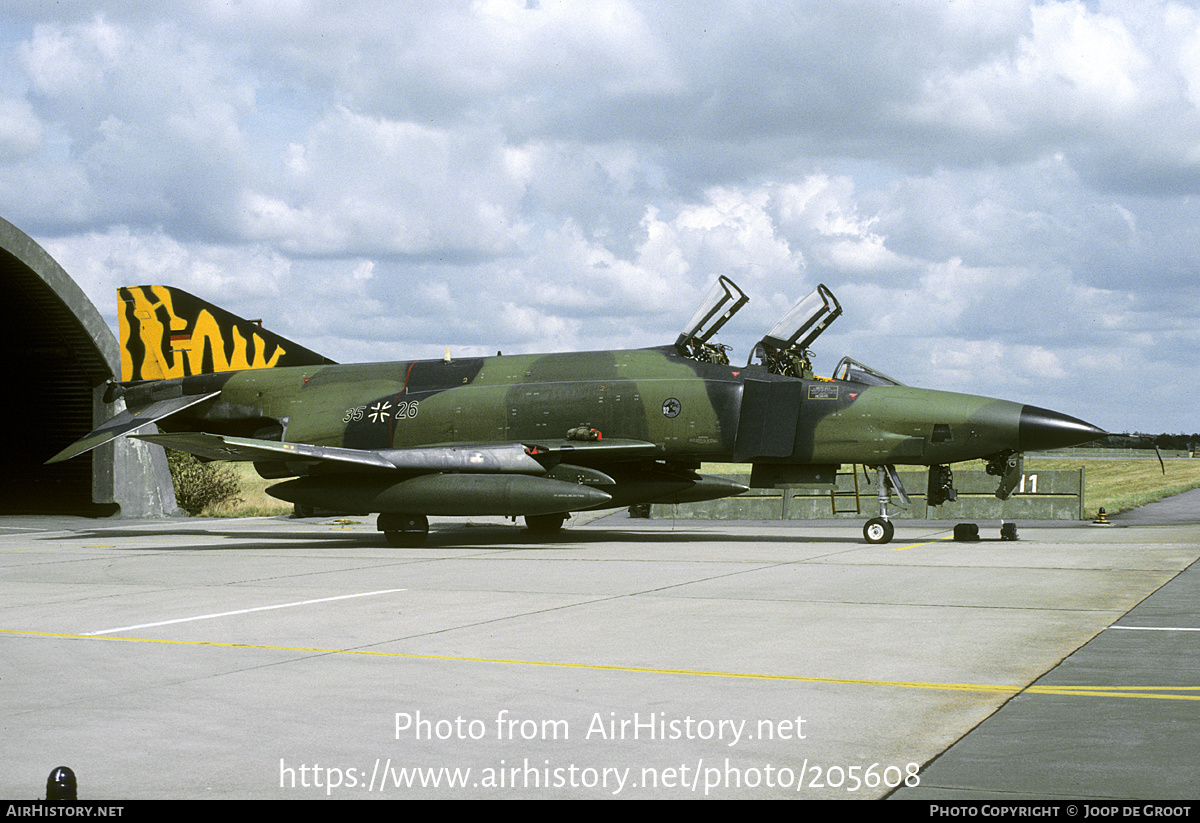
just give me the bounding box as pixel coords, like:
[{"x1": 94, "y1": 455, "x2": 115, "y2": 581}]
[{"x1": 48, "y1": 279, "x2": 1105, "y2": 546}]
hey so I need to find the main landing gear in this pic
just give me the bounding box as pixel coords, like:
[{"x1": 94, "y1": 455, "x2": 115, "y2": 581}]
[
  {"x1": 377, "y1": 512, "x2": 571, "y2": 546},
  {"x1": 525, "y1": 512, "x2": 567, "y2": 535},
  {"x1": 378, "y1": 512, "x2": 429, "y2": 547}
]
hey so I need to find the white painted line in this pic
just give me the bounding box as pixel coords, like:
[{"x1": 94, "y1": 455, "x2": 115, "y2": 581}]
[
  {"x1": 84, "y1": 589, "x2": 408, "y2": 635},
  {"x1": 1108, "y1": 625, "x2": 1200, "y2": 632}
]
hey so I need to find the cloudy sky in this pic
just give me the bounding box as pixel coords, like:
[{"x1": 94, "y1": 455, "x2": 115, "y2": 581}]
[{"x1": 1, "y1": 0, "x2": 1197, "y2": 435}]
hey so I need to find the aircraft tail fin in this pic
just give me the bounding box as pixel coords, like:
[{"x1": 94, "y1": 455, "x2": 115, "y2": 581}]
[{"x1": 118, "y1": 285, "x2": 335, "y2": 381}]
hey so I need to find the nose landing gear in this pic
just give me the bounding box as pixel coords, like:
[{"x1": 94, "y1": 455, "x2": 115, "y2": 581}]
[{"x1": 862, "y1": 465, "x2": 909, "y2": 544}]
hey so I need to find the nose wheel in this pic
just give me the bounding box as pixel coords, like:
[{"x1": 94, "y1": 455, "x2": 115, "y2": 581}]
[
  {"x1": 862, "y1": 464, "x2": 908, "y2": 544},
  {"x1": 863, "y1": 516, "x2": 894, "y2": 544}
]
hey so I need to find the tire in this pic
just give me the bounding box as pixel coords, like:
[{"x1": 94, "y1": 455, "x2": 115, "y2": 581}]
[
  {"x1": 379, "y1": 513, "x2": 429, "y2": 547},
  {"x1": 525, "y1": 513, "x2": 567, "y2": 534},
  {"x1": 384, "y1": 529, "x2": 427, "y2": 547},
  {"x1": 863, "y1": 517, "x2": 894, "y2": 544}
]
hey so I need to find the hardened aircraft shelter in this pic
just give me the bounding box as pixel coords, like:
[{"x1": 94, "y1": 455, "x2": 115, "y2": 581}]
[{"x1": 0, "y1": 216, "x2": 172, "y2": 516}]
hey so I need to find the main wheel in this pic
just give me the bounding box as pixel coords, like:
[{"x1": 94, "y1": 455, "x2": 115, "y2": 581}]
[
  {"x1": 379, "y1": 513, "x2": 429, "y2": 547},
  {"x1": 525, "y1": 512, "x2": 567, "y2": 535},
  {"x1": 863, "y1": 517, "x2": 894, "y2": 544},
  {"x1": 384, "y1": 530, "x2": 427, "y2": 547}
]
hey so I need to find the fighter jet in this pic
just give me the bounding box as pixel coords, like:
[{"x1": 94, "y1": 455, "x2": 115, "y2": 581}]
[{"x1": 48, "y1": 279, "x2": 1104, "y2": 545}]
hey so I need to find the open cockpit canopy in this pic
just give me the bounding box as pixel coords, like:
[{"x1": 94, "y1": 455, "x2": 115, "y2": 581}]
[
  {"x1": 675, "y1": 275, "x2": 749, "y2": 364},
  {"x1": 749, "y1": 283, "x2": 842, "y2": 378},
  {"x1": 758, "y1": 283, "x2": 842, "y2": 353},
  {"x1": 677, "y1": 279, "x2": 886, "y2": 384}
]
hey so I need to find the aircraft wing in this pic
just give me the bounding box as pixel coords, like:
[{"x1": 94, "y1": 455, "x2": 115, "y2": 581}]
[
  {"x1": 131, "y1": 432, "x2": 660, "y2": 475},
  {"x1": 45, "y1": 391, "x2": 222, "y2": 464},
  {"x1": 133, "y1": 432, "x2": 399, "y2": 470},
  {"x1": 131, "y1": 431, "x2": 662, "y2": 479},
  {"x1": 133, "y1": 433, "x2": 556, "y2": 474}
]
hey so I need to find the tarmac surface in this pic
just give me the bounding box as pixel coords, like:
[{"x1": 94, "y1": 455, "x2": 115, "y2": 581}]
[{"x1": 1, "y1": 498, "x2": 1197, "y2": 800}]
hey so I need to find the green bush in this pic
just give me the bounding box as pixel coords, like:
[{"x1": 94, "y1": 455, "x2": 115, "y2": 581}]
[{"x1": 166, "y1": 450, "x2": 242, "y2": 515}]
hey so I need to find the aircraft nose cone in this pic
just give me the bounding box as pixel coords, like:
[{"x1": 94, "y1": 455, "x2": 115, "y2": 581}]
[{"x1": 1019, "y1": 405, "x2": 1106, "y2": 452}]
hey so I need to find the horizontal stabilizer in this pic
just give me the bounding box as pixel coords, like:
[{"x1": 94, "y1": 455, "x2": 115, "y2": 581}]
[{"x1": 45, "y1": 392, "x2": 221, "y2": 464}]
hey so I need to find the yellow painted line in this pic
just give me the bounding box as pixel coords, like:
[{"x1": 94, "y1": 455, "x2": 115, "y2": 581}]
[
  {"x1": 1026, "y1": 688, "x2": 1200, "y2": 700},
  {"x1": 890, "y1": 535, "x2": 953, "y2": 551},
  {"x1": 3, "y1": 628, "x2": 1197, "y2": 701},
  {"x1": 1027, "y1": 685, "x2": 1200, "y2": 700},
  {"x1": 1030, "y1": 684, "x2": 1200, "y2": 691}
]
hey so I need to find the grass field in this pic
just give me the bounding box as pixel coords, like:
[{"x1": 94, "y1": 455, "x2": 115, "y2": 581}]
[
  {"x1": 1024, "y1": 457, "x2": 1200, "y2": 518},
  {"x1": 193, "y1": 456, "x2": 1200, "y2": 520},
  {"x1": 198, "y1": 463, "x2": 294, "y2": 518}
]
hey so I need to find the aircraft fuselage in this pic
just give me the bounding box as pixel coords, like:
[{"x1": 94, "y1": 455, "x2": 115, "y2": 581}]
[{"x1": 130, "y1": 345, "x2": 1071, "y2": 473}]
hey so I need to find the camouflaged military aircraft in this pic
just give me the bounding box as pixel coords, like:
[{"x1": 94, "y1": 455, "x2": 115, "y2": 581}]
[{"x1": 48, "y1": 279, "x2": 1105, "y2": 546}]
